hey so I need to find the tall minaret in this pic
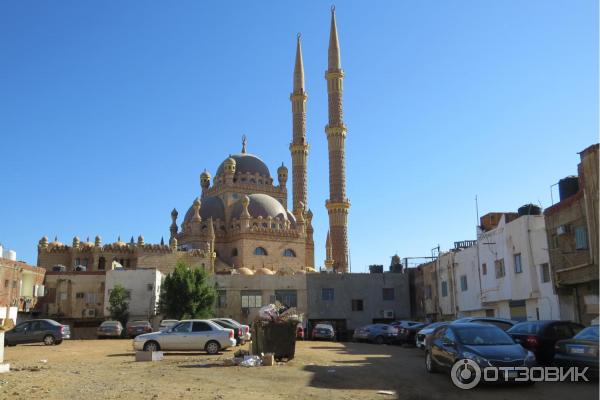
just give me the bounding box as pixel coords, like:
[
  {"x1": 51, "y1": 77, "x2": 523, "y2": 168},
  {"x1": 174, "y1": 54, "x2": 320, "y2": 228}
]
[
  {"x1": 290, "y1": 33, "x2": 309, "y2": 217},
  {"x1": 325, "y1": 6, "x2": 350, "y2": 273}
]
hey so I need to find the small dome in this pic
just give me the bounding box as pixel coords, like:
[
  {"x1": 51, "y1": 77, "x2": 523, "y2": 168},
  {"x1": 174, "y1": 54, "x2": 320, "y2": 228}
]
[
  {"x1": 277, "y1": 163, "x2": 288, "y2": 174},
  {"x1": 82, "y1": 241, "x2": 94, "y2": 248},
  {"x1": 48, "y1": 237, "x2": 63, "y2": 248},
  {"x1": 256, "y1": 268, "x2": 275, "y2": 276},
  {"x1": 305, "y1": 267, "x2": 317, "y2": 273},
  {"x1": 200, "y1": 169, "x2": 211, "y2": 179},
  {"x1": 230, "y1": 194, "x2": 290, "y2": 220},
  {"x1": 236, "y1": 267, "x2": 255, "y2": 275},
  {"x1": 113, "y1": 237, "x2": 127, "y2": 247},
  {"x1": 216, "y1": 153, "x2": 271, "y2": 178},
  {"x1": 183, "y1": 196, "x2": 226, "y2": 224}
]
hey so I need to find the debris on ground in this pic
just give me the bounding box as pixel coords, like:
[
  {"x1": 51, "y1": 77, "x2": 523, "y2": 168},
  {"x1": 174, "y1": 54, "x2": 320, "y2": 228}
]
[
  {"x1": 239, "y1": 355, "x2": 262, "y2": 367},
  {"x1": 376, "y1": 390, "x2": 396, "y2": 396}
]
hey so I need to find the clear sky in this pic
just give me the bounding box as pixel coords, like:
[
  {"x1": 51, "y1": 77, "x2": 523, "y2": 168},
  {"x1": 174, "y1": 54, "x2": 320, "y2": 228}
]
[{"x1": 0, "y1": 1, "x2": 597, "y2": 271}]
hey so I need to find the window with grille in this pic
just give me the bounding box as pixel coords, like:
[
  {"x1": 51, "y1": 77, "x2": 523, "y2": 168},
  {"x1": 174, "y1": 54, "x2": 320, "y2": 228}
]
[
  {"x1": 460, "y1": 275, "x2": 468, "y2": 291},
  {"x1": 275, "y1": 290, "x2": 297, "y2": 307},
  {"x1": 514, "y1": 254, "x2": 523, "y2": 273},
  {"x1": 351, "y1": 299, "x2": 364, "y2": 311},
  {"x1": 322, "y1": 288, "x2": 334, "y2": 301},
  {"x1": 482, "y1": 263, "x2": 487, "y2": 275},
  {"x1": 217, "y1": 290, "x2": 227, "y2": 308},
  {"x1": 540, "y1": 263, "x2": 550, "y2": 283},
  {"x1": 441, "y1": 281, "x2": 448, "y2": 297},
  {"x1": 575, "y1": 226, "x2": 588, "y2": 250},
  {"x1": 495, "y1": 259, "x2": 505, "y2": 278},
  {"x1": 241, "y1": 291, "x2": 262, "y2": 308}
]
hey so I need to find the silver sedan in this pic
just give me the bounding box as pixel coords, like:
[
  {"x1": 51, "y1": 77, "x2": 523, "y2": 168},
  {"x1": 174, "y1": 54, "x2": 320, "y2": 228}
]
[{"x1": 133, "y1": 319, "x2": 236, "y2": 354}]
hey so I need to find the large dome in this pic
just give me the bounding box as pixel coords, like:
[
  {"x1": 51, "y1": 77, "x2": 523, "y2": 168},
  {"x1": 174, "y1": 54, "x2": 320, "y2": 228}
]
[
  {"x1": 216, "y1": 153, "x2": 271, "y2": 178},
  {"x1": 230, "y1": 194, "x2": 289, "y2": 220},
  {"x1": 183, "y1": 195, "x2": 226, "y2": 223}
]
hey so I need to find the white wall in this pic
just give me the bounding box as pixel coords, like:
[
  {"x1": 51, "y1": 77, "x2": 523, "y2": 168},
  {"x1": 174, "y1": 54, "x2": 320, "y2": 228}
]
[
  {"x1": 104, "y1": 269, "x2": 162, "y2": 320},
  {"x1": 453, "y1": 245, "x2": 483, "y2": 314}
]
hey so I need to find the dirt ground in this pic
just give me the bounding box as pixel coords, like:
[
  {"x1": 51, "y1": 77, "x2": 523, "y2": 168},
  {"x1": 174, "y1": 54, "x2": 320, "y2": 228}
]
[{"x1": 1, "y1": 340, "x2": 598, "y2": 400}]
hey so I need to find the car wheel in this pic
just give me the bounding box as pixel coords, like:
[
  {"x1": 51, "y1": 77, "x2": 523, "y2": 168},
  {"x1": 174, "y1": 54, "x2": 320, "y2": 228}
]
[
  {"x1": 375, "y1": 336, "x2": 385, "y2": 345},
  {"x1": 205, "y1": 341, "x2": 220, "y2": 355},
  {"x1": 43, "y1": 335, "x2": 56, "y2": 346},
  {"x1": 425, "y1": 352, "x2": 438, "y2": 373},
  {"x1": 143, "y1": 341, "x2": 160, "y2": 352}
]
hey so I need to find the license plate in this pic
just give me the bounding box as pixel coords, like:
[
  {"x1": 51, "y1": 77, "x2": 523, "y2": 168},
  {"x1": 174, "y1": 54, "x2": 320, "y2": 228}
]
[{"x1": 569, "y1": 346, "x2": 585, "y2": 354}]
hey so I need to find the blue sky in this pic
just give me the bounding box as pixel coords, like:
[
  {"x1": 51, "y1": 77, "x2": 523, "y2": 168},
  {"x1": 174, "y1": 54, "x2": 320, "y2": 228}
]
[{"x1": 0, "y1": 1, "x2": 597, "y2": 271}]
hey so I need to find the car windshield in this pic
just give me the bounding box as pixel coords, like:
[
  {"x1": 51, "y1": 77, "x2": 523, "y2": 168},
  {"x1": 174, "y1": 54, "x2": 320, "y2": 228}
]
[
  {"x1": 130, "y1": 321, "x2": 149, "y2": 327},
  {"x1": 101, "y1": 321, "x2": 119, "y2": 327},
  {"x1": 574, "y1": 326, "x2": 599, "y2": 340},
  {"x1": 454, "y1": 326, "x2": 515, "y2": 345},
  {"x1": 316, "y1": 324, "x2": 332, "y2": 330},
  {"x1": 507, "y1": 322, "x2": 542, "y2": 335},
  {"x1": 426, "y1": 322, "x2": 446, "y2": 330}
]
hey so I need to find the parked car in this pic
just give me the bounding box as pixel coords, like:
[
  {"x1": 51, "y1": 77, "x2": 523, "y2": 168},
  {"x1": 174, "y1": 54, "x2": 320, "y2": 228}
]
[
  {"x1": 452, "y1": 317, "x2": 517, "y2": 331},
  {"x1": 213, "y1": 318, "x2": 251, "y2": 342},
  {"x1": 97, "y1": 320, "x2": 123, "y2": 339},
  {"x1": 159, "y1": 319, "x2": 179, "y2": 331},
  {"x1": 312, "y1": 323, "x2": 335, "y2": 341},
  {"x1": 211, "y1": 319, "x2": 245, "y2": 345},
  {"x1": 507, "y1": 320, "x2": 584, "y2": 364},
  {"x1": 353, "y1": 324, "x2": 398, "y2": 344},
  {"x1": 297, "y1": 324, "x2": 304, "y2": 340},
  {"x1": 398, "y1": 322, "x2": 429, "y2": 345},
  {"x1": 425, "y1": 323, "x2": 536, "y2": 384},
  {"x1": 391, "y1": 320, "x2": 422, "y2": 330},
  {"x1": 126, "y1": 320, "x2": 153, "y2": 338},
  {"x1": 416, "y1": 322, "x2": 448, "y2": 349},
  {"x1": 132, "y1": 319, "x2": 236, "y2": 354},
  {"x1": 554, "y1": 325, "x2": 599, "y2": 380},
  {"x1": 4, "y1": 319, "x2": 70, "y2": 346}
]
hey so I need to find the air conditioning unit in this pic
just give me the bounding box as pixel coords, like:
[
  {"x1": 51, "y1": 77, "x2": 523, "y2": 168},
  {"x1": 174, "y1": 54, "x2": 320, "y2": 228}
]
[
  {"x1": 52, "y1": 265, "x2": 67, "y2": 272},
  {"x1": 84, "y1": 308, "x2": 96, "y2": 318},
  {"x1": 383, "y1": 310, "x2": 395, "y2": 319},
  {"x1": 557, "y1": 225, "x2": 569, "y2": 236},
  {"x1": 36, "y1": 285, "x2": 46, "y2": 297},
  {"x1": 75, "y1": 265, "x2": 87, "y2": 272}
]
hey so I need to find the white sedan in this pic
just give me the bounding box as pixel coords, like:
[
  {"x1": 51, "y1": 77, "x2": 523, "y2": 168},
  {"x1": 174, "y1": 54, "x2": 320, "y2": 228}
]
[{"x1": 133, "y1": 319, "x2": 236, "y2": 354}]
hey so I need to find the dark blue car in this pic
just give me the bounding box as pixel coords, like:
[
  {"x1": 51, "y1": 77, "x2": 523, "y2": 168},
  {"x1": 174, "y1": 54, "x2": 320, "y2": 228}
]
[{"x1": 4, "y1": 319, "x2": 70, "y2": 346}]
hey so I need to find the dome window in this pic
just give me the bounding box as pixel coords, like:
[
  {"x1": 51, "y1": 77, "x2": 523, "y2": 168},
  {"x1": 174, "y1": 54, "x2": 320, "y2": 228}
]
[
  {"x1": 254, "y1": 247, "x2": 268, "y2": 256},
  {"x1": 283, "y1": 249, "x2": 296, "y2": 257},
  {"x1": 231, "y1": 248, "x2": 238, "y2": 257}
]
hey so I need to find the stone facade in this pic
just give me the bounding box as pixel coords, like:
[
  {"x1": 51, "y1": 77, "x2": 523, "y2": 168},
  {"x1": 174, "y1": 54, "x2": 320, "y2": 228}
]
[
  {"x1": 544, "y1": 144, "x2": 599, "y2": 325},
  {"x1": 40, "y1": 271, "x2": 106, "y2": 319},
  {"x1": 0, "y1": 257, "x2": 45, "y2": 313}
]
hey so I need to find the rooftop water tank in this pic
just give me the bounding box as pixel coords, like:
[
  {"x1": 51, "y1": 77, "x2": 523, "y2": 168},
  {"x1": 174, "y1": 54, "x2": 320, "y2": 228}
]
[
  {"x1": 558, "y1": 176, "x2": 579, "y2": 201},
  {"x1": 518, "y1": 204, "x2": 542, "y2": 216},
  {"x1": 3, "y1": 249, "x2": 16, "y2": 261}
]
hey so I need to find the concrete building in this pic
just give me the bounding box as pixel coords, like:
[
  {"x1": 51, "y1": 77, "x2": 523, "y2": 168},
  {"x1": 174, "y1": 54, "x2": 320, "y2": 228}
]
[
  {"x1": 214, "y1": 274, "x2": 307, "y2": 325},
  {"x1": 104, "y1": 269, "x2": 163, "y2": 321},
  {"x1": 0, "y1": 247, "x2": 46, "y2": 321},
  {"x1": 544, "y1": 144, "x2": 599, "y2": 325},
  {"x1": 306, "y1": 272, "x2": 410, "y2": 337},
  {"x1": 40, "y1": 271, "x2": 106, "y2": 321},
  {"x1": 420, "y1": 260, "x2": 439, "y2": 320}
]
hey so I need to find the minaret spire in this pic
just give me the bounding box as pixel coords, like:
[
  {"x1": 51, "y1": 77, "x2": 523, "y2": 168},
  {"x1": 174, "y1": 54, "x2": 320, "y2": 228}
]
[
  {"x1": 290, "y1": 33, "x2": 309, "y2": 218},
  {"x1": 328, "y1": 6, "x2": 341, "y2": 71},
  {"x1": 325, "y1": 6, "x2": 350, "y2": 273}
]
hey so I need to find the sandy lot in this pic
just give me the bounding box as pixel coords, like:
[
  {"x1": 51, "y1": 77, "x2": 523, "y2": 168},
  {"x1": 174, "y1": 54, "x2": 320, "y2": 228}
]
[{"x1": 1, "y1": 340, "x2": 598, "y2": 400}]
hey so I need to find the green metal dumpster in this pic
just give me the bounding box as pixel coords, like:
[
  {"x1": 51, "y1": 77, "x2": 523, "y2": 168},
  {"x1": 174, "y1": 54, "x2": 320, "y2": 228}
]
[{"x1": 251, "y1": 321, "x2": 297, "y2": 361}]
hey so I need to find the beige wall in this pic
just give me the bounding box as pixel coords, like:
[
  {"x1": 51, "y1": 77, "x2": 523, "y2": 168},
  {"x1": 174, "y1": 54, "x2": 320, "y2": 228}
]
[{"x1": 41, "y1": 272, "x2": 106, "y2": 319}]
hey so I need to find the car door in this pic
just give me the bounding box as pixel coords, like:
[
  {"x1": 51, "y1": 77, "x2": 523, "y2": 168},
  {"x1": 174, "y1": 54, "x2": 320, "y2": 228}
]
[
  {"x1": 430, "y1": 327, "x2": 448, "y2": 368},
  {"x1": 28, "y1": 321, "x2": 46, "y2": 343},
  {"x1": 7, "y1": 322, "x2": 30, "y2": 344},
  {"x1": 191, "y1": 321, "x2": 215, "y2": 350},
  {"x1": 438, "y1": 327, "x2": 459, "y2": 368},
  {"x1": 161, "y1": 321, "x2": 192, "y2": 350}
]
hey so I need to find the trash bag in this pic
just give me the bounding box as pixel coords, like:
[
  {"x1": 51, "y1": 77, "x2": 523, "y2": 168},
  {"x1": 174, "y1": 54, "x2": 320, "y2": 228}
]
[
  {"x1": 240, "y1": 355, "x2": 262, "y2": 367},
  {"x1": 259, "y1": 304, "x2": 278, "y2": 321}
]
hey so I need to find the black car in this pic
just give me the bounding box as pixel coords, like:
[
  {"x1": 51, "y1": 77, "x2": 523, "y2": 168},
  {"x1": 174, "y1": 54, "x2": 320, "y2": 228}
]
[
  {"x1": 211, "y1": 319, "x2": 244, "y2": 345},
  {"x1": 452, "y1": 317, "x2": 517, "y2": 331},
  {"x1": 397, "y1": 322, "x2": 429, "y2": 345},
  {"x1": 507, "y1": 320, "x2": 584, "y2": 364},
  {"x1": 4, "y1": 319, "x2": 71, "y2": 346},
  {"x1": 426, "y1": 323, "x2": 536, "y2": 383},
  {"x1": 553, "y1": 325, "x2": 599, "y2": 379}
]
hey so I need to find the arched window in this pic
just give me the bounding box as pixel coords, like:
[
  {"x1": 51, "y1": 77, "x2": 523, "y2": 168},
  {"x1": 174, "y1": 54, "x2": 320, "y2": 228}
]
[
  {"x1": 231, "y1": 248, "x2": 238, "y2": 257},
  {"x1": 283, "y1": 249, "x2": 296, "y2": 257},
  {"x1": 254, "y1": 247, "x2": 268, "y2": 256},
  {"x1": 98, "y1": 257, "x2": 106, "y2": 270}
]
